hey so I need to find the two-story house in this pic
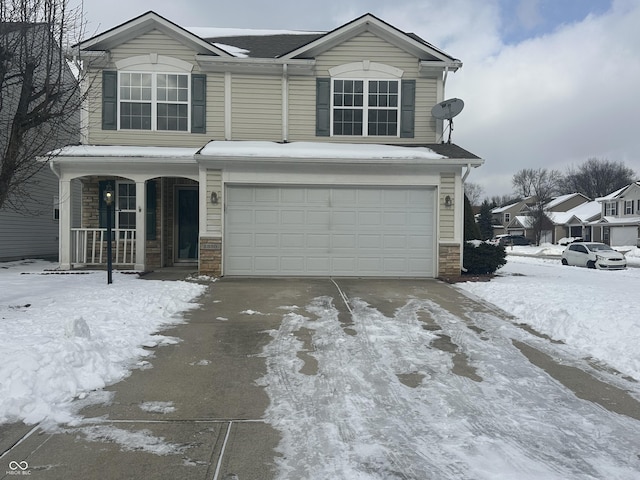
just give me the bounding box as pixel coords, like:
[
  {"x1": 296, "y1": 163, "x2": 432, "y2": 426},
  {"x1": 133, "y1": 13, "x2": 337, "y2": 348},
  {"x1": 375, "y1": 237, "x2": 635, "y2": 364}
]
[
  {"x1": 490, "y1": 197, "x2": 535, "y2": 237},
  {"x1": 592, "y1": 181, "x2": 640, "y2": 246},
  {"x1": 45, "y1": 11, "x2": 483, "y2": 278}
]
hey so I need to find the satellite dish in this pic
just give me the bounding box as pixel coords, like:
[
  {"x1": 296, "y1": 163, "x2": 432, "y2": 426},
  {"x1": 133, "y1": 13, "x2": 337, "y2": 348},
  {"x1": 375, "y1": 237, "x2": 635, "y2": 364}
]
[{"x1": 431, "y1": 98, "x2": 464, "y2": 144}]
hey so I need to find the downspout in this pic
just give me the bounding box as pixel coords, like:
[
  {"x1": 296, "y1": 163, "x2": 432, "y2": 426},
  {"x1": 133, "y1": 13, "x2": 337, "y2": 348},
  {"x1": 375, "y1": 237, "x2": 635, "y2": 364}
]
[
  {"x1": 442, "y1": 66, "x2": 449, "y2": 91},
  {"x1": 282, "y1": 63, "x2": 288, "y2": 142}
]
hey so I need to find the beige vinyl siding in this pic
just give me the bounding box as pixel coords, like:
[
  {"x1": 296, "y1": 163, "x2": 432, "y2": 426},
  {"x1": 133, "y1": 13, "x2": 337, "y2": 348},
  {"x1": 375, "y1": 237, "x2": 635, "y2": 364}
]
[
  {"x1": 108, "y1": 29, "x2": 199, "y2": 64},
  {"x1": 231, "y1": 75, "x2": 282, "y2": 140},
  {"x1": 288, "y1": 31, "x2": 438, "y2": 143},
  {"x1": 439, "y1": 173, "x2": 455, "y2": 240},
  {"x1": 86, "y1": 29, "x2": 226, "y2": 146},
  {"x1": 206, "y1": 170, "x2": 222, "y2": 235}
]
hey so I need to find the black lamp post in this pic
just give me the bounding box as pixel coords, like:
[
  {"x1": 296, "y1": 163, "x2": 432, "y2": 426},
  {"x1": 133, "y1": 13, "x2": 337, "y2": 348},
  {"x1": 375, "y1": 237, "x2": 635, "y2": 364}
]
[{"x1": 104, "y1": 184, "x2": 114, "y2": 284}]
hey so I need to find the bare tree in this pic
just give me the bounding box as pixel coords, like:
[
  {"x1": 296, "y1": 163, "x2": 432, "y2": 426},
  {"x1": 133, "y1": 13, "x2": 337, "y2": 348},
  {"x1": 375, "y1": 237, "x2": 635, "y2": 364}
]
[
  {"x1": 558, "y1": 157, "x2": 636, "y2": 199},
  {"x1": 463, "y1": 181, "x2": 484, "y2": 207},
  {"x1": 512, "y1": 168, "x2": 562, "y2": 200},
  {"x1": 512, "y1": 168, "x2": 561, "y2": 245},
  {"x1": 0, "y1": 0, "x2": 85, "y2": 211}
]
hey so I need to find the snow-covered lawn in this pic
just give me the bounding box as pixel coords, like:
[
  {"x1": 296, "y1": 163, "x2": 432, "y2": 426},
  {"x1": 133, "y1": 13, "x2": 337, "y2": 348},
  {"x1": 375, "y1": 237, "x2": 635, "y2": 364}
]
[
  {"x1": 0, "y1": 260, "x2": 205, "y2": 425},
  {"x1": 458, "y1": 250, "x2": 640, "y2": 380}
]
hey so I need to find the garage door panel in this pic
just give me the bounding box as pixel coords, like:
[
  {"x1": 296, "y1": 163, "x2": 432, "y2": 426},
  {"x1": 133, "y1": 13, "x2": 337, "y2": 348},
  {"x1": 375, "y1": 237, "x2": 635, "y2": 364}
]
[
  {"x1": 254, "y1": 188, "x2": 279, "y2": 203},
  {"x1": 255, "y1": 233, "x2": 279, "y2": 247},
  {"x1": 358, "y1": 234, "x2": 382, "y2": 248},
  {"x1": 225, "y1": 186, "x2": 435, "y2": 276},
  {"x1": 281, "y1": 233, "x2": 305, "y2": 248},
  {"x1": 281, "y1": 210, "x2": 305, "y2": 224}
]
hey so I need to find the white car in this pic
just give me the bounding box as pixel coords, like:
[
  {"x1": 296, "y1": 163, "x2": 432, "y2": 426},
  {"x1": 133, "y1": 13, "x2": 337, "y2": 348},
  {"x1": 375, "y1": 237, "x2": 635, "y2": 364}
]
[{"x1": 561, "y1": 242, "x2": 627, "y2": 270}]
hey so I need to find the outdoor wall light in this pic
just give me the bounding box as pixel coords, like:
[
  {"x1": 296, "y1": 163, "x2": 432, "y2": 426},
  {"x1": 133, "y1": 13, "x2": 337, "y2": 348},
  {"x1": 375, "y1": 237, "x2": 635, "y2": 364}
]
[
  {"x1": 444, "y1": 195, "x2": 452, "y2": 208},
  {"x1": 210, "y1": 191, "x2": 219, "y2": 205},
  {"x1": 104, "y1": 184, "x2": 114, "y2": 206}
]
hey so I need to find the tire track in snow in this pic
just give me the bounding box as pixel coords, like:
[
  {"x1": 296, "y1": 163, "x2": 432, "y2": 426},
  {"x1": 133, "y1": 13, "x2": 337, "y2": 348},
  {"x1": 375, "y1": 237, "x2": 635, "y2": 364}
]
[{"x1": 259, "y1": 293, "x2": 640, "y2": 479}]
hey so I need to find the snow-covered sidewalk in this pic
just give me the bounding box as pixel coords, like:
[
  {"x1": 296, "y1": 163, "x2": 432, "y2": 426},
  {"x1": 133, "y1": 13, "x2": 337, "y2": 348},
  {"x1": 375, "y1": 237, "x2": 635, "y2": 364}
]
[{"x1": 0, "y1": 260, "x2": 206, "y2": 425}]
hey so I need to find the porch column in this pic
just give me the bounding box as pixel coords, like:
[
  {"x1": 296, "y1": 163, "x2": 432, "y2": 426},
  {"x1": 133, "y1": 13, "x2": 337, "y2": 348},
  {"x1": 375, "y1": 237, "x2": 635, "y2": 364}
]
[
  {"x1": 135, "y1": 181, "x2": 147, "y2": 271},
  {"x1": 58, "y1": 178, "x2": 72, "y2": 270}
]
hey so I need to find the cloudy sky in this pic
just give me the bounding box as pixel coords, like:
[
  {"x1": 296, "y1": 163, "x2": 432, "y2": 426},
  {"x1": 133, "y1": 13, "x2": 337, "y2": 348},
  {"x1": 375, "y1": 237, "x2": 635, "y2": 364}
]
[{"x1": 72, "y1": 0, "x2": 640, "y2": 198}]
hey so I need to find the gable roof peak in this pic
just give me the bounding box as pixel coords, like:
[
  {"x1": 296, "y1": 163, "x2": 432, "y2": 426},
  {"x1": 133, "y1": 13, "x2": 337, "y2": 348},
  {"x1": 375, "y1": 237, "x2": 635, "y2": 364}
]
[
  {"x1": 278, "y1": 12, "x2": 460, "y2": 66},
  {"x1": 76, "y1": 10, "x2": 232, "y2": 57}
]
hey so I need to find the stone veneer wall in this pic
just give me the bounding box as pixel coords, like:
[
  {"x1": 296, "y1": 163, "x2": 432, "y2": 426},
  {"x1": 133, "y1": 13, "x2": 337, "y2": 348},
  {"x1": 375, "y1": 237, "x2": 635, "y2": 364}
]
[
  {"x1": 438, "y1": 243, "x2": 461, "y2": 278},
  {"x1": 199, "y1": 237, "x2": 222, "y2": 276}
]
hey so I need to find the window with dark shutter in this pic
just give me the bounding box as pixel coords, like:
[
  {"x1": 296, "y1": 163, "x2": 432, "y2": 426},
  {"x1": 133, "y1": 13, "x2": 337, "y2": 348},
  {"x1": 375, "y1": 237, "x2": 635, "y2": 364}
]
[{"x1": 102, "y1": 71, "x2": 118, "y2": 130}]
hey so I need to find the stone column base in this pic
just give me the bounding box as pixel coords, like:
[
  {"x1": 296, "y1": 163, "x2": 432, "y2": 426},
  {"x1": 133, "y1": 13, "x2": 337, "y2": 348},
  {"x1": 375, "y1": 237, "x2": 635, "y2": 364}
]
[
  {"x1": 438, "y1": 242, "x2": 461, "y2": 279},
  {"x1": 199, "y1": 237, "x2": 222, "y2": 277}
]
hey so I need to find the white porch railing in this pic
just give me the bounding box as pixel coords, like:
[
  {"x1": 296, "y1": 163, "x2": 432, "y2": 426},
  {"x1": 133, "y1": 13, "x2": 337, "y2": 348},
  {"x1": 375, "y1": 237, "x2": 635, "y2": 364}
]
[{"x1": 71, "y1": 228, "x2": 136, "y2": 267}]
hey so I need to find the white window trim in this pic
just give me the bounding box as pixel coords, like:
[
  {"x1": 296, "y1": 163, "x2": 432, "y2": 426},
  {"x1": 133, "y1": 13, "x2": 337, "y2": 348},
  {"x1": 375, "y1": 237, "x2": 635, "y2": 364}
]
[
  {"x1": 624, "y1": 200, "x2": 634, "y2": 215},
  {"x1": 504, "y1": 213, "x2": 511, "y2": 223},
  {"x1": 116, "y1": 56, "x2": 193, "y2": 133},
  {"x1": 605, "y1": 201, "x2": 618, "y2": 217},
  {"x1": 330, "y1": 78, "x2": 401, "y2": 137},
  {"x1": 116, "y1": 181, "x2": 136, "y2": 230},
  {"x1": 117, "y1": 71, "x2": 191, "y2": 132}
]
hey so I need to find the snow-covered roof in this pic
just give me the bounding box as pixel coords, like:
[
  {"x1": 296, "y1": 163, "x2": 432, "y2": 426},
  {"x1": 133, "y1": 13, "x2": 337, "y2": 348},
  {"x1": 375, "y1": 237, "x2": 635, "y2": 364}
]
[
  {"x1": 198, "y1": 141, "x2": 446, "y2": 160},
  {"x1": 510, "y1": 215, "x2": 534, "y2": 228},
  {"x1": 49, "y1": 145, "x2": 200, "y2": 159},
  {"x1": 595, "y1": 181, "x2": 640, "y2": 202},
  {"x1": 545, "y1": 193, "x2": 588, "y2": 210},
  {"x1": 594, "y1": 215, "x2": 640, "y2": 226},
  {"x1": 547, "y1": 200, "x2": 601, "y2": 225}
]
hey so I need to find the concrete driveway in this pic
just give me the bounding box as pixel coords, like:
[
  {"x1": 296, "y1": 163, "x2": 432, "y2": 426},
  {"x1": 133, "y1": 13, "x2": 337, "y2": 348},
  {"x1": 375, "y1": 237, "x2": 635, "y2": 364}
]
[{"x1": 2, "y1": 278, "x2": 639, "y2": 479}]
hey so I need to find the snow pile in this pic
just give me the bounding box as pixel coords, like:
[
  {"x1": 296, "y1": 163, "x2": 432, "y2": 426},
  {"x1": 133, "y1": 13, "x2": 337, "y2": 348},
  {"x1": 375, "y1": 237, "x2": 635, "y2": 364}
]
[
  {"x1": 458, "y1": 256, "x2": 640, "y2": 380},
  {"x1": 0, "y1": 260, "x2": 205, "y2": 425}
]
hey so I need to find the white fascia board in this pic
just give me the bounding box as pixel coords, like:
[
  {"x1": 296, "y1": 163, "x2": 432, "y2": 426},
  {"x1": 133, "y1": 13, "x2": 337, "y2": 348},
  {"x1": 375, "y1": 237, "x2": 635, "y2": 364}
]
[
  {"x1": 195, "y1": 55, "x2": 315, "y2": 75},
  {"x1": 197, "y1": 155, "x2": 482, "y2": 169}
]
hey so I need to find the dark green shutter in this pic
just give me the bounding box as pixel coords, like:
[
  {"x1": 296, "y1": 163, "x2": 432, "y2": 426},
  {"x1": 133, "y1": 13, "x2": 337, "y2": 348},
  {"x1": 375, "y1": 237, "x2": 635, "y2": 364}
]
[
  {"x1": 146, "y1": 180, "x2": 157, "y2": 240},
  {"x1": 98, "y1": 180, "x2": 116, "y2": 228},
  {"x1": 316, "y1": 78, "x2": 331, "y2": 136},
  {"x1": 102, "y1": 71, "x2": 117, "y2": 130},
  {"x1": 191, "y1": 74, "x2": 206, "y2": 133},
  {"x1": 400, "y1": 79, "x2": 415, "y2": 138}
]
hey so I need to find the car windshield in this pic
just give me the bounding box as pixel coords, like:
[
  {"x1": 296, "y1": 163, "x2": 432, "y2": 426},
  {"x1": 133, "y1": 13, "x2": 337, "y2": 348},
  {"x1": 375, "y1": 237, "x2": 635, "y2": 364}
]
[{"x1": 586, "y1": 243, "x2": 614, "y2": 252}]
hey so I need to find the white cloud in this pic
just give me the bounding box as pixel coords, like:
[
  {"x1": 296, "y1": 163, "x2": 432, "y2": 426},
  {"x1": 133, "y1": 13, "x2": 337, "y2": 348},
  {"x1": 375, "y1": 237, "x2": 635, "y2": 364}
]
[{"x1": 446, "y1": 0, "x2": 640, "y2": 196}]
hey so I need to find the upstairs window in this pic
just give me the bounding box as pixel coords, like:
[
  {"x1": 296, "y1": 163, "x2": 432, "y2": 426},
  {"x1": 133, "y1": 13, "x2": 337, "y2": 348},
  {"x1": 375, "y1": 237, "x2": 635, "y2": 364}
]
[
  {"x1": 102, "y1": 55, "x2": 206, "y2": 134},
  {"x1": 332, "y1": 79, "x2": 399, "y2": 136},
  {"x1": 119, "y1": 72, "x2": 189, "y2": 131},
  {"x1": 605, "y1": 201, "x2": 618, "y2": 216},
  {"x1": 624, "y1": 200, "x2": 634, "y2": 215},
  {"x1": 503, "y1": 213, "x2": 511, "y2": 223}
]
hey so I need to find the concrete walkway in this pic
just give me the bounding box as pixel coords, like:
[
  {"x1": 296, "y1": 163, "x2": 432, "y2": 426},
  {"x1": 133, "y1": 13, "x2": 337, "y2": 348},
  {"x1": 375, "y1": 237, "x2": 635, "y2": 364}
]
[{"x1": 2, "y1": 276, "x2": 640, "y2": 479}]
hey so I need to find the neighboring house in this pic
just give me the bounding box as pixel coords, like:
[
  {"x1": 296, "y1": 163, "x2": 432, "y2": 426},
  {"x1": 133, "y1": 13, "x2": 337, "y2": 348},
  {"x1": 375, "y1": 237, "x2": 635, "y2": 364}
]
[
  {"x1": 543, "y1": 201, "x2": 601, "y2": 244},
  {"x1": 491, "y1": 197, "x2": 535, "y2": 237},
  {"x1": 0, "y1": 23, "x2": 80, "y2": 262},
  {"x1": 46, "y1": 11, "x2": 483, "y2": 278},
  {"x1": 501, "y1": 193, "x2": 593, "y2": 244},
  {"x1": 592, "y1": 181, "x2": 640, "y2": 246}
]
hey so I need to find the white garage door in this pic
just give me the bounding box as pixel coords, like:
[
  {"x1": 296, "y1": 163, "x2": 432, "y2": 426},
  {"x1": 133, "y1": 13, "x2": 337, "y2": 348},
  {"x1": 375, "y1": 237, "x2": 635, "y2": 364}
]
[{"x1": 224, "y1": 185, "x2": 435, "y2": 276}]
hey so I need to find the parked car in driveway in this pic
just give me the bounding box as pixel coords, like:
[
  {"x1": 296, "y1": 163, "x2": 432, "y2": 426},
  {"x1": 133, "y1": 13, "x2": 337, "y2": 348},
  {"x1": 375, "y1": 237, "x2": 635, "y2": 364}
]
[
  {"x1": 490, "y1": 234, "x2": 532, "y2": 246},
  {"x1": 561, "y1": 242, "x2": 627, "y2": 270}
]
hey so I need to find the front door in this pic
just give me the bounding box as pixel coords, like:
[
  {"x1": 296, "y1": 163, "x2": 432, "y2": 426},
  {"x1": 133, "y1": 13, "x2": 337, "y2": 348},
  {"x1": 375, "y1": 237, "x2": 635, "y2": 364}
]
[{"x1": 176, "y1": 187, "x2": 199, "y2": 262}]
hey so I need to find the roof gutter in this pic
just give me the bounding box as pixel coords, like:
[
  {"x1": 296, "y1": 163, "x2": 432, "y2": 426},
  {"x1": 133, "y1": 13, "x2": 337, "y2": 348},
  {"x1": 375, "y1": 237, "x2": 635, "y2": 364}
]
[{"x1": 195, "y1": 55, "x2": 315, "y2": 75}]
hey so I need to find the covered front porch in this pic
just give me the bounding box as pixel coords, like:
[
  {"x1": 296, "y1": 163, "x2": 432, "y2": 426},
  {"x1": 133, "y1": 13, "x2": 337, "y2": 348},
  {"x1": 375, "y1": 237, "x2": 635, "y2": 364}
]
[{"x1": 48, "y1": 146, "x2": 203, "y2": 272}]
